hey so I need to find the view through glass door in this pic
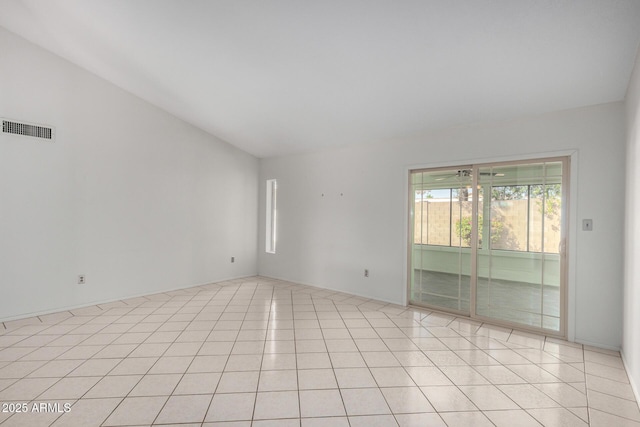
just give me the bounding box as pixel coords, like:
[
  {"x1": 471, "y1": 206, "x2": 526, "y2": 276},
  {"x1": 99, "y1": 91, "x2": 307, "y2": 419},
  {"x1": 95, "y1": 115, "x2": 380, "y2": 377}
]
[
  {"x1": 409, "y1": 158, "x2": 567, "y2": 335},
  {"x1": 409, "y1": 167, "x2": 474, "y2": 315}
]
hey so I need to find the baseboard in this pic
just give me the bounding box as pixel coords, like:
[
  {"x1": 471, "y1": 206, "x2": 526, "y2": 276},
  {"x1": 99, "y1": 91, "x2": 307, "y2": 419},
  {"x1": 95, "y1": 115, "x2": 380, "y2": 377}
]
[
  {"x1": 574, "y1": 338, "x2": 621, "y2": 352},
  {"x1": 621, "y1": 350, "x2": 640, "y2": 410},
  {"x1": 257, "y1": 274, "x2": 404, "y2": 307},
  {"x1": 0, "y1": 273, "x2": 257, "y2": 324}
]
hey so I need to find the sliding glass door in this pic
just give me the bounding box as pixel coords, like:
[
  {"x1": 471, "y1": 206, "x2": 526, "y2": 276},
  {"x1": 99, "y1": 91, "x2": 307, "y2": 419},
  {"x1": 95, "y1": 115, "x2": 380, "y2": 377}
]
[
  {"x1": 475, "y1": 161, "x2": 564, "y2": 331},
  {"x1": 409, "y1": 167, "x2": 474, "y2": 315},
  {"x1": 409, "y1": 158, "x2": 568, "y2": 335}
]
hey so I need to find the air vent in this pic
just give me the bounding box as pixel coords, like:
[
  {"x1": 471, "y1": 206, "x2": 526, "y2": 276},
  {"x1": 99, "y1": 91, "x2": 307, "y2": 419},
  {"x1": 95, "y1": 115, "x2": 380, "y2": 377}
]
[{"x1": 2, "y1": 119, "x2": 55, "y2": 141}]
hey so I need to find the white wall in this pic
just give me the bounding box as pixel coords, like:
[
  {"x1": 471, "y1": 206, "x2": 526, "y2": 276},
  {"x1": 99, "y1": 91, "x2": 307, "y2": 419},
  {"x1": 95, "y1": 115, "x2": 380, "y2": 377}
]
[
  {"x1": 259, "y1": 102, "x2": 626, "y2": 349},
  {"x1": 623, "y1": 47, "x2": 640, "y2": 401},
  {"x1": 0, "y1": 27, "x2": 258, "y2": 321}
]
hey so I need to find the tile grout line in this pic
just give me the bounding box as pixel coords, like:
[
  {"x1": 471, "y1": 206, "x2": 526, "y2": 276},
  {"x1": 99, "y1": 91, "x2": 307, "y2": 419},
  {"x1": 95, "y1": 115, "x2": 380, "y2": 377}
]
[
  {"x1": 88, "y1": 281, "x2": 228, "y2": 426},
  {"x1": 147, "y1": 282, "x2": 232, "y2": 426},
  {"x1": 200, "y1": 281, "x2": 252, "y2": 424}
]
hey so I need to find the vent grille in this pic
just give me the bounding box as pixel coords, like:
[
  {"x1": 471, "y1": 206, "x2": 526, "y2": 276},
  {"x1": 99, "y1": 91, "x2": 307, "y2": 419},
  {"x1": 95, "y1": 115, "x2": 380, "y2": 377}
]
[{"x1": 2, "y1": 119, "x2": 54, "y2": 141}]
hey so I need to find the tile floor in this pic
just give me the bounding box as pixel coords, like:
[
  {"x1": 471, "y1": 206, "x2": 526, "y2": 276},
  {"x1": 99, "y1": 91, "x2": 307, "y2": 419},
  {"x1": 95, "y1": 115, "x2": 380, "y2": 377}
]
[{"x1": 0, "y1": 276, "x2": 638, "y2": 426}]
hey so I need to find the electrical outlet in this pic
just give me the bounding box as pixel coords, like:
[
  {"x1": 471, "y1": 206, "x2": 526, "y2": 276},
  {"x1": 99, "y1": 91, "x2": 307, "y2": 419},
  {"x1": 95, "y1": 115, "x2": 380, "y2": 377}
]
[
  {"x1": 364, "y1": 269, "x2": 369, "y2": 278},
  {"x1": 78, "y1": 275, "x2": 86, "y2": 285},
  {"x1": 231, "y1": 257, "x2": 235, "y2": 263}
]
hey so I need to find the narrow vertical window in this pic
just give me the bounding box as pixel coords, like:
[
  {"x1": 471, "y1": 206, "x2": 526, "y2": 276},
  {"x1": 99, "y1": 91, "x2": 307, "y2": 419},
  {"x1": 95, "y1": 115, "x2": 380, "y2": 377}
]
[{"x1": 265, "y1": 179, "x2": 277, "y2": 254}]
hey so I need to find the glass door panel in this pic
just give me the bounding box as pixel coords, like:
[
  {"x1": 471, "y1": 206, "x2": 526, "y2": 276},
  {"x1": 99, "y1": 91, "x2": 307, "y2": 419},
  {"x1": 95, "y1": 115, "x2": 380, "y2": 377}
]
[
  {"x1": 409, "y1": 158, "x2": 566, "y2": 335},
  {"x1": 474, "y1": 161, "x2": 563, "y2": 332},
  {"x1": 409, "y1": 168, "x2": 473, "y2": 314}
]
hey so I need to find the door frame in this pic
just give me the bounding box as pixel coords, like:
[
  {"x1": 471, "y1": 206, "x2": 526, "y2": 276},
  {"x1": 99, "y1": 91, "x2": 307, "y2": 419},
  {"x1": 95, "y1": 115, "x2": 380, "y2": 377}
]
[{"x1": 406, "y1": 154, "x2": 572, "y2": 339}]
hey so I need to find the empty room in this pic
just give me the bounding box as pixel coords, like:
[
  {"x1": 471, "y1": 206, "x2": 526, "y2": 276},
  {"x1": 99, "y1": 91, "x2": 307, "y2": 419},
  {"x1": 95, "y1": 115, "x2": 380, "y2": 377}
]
[{"x1": 2, "y1": 0, "x2": 640, "y2": 426}]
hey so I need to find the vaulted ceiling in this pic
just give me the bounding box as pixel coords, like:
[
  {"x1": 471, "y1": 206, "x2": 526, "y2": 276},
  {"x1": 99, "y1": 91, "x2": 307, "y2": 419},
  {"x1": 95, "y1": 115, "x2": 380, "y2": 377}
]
[{"x1": 1, "y1": 0, "x2": 640, "y2": 158}]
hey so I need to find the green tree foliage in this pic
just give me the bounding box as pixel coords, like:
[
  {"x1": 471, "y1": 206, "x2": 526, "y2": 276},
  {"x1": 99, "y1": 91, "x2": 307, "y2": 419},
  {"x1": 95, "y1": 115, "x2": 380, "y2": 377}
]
[
  {"x1": 455, "y1": 215, "x2": 504, "y2": 247},
  {"x1": 492, "y1": 184, "x2": 561, "y2": 217}
]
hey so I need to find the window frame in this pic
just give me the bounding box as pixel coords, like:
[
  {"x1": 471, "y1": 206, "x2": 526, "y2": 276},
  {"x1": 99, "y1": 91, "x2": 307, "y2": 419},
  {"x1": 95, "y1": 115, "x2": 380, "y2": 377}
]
[{"x1": 265, "y1": 179, "x2": 277, "y2": 254}]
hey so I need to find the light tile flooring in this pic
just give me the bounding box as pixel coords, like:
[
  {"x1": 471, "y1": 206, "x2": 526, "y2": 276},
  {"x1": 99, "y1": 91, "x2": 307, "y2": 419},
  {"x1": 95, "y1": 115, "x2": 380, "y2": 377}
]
[{"x1": 0, "y1": 276, "x2": 638, "y2": 426}]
